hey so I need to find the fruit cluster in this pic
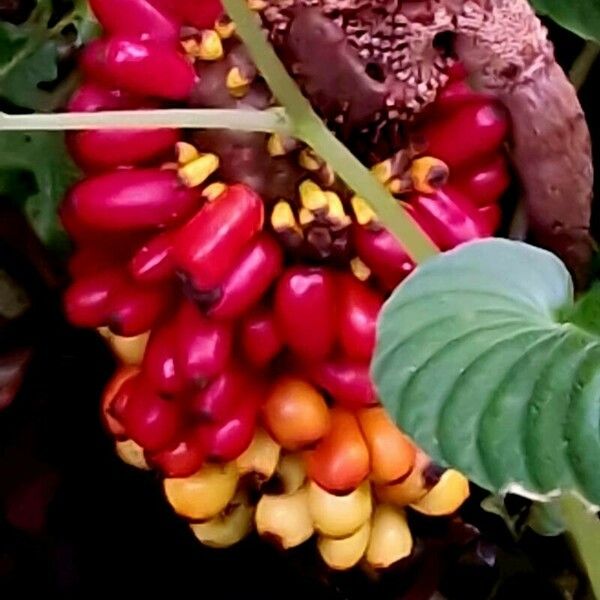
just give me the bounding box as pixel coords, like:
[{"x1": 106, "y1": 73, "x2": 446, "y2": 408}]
[{"x1": 61, "y1": 0, "x2": 511, "y2": 571}]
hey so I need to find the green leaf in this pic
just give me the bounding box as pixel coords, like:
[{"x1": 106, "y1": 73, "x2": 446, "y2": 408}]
[
  {"x1": 0, "y1": 28, "x2": 58, "y2": 111},
  {"x1": 373, "y1": 239, "x2": 600, "y2": 508},
  {"x1": 0, "y1": 130, "x2": 79, "y2": 249},
  {"x1": 531, "y1": 0, "x2": 600, "y2": 43},
  {"x1": 0, "y1": 0, "x2": 99, "y2": 111}
]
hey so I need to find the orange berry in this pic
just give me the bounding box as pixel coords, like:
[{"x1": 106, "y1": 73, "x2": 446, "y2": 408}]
[
  {"x1": 101, "y1": 365, "x2": 139, "y2": 438},
  {"x1": 262, "y1": 377, "x2": 331, "y2": 450},
  {"x1": 306, "y1": 408, "x2": 370, "y2": 493},
  {"x1": 357, "y1": 407, "x2": 416, "y2": 484}
]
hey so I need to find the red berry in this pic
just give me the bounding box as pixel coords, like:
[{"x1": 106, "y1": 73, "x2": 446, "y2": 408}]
[
  {"x1": 66, "y1": 169, "x2": 201, "y2": 232},
  {"x1": 338, "y1": 275, "x2": 383, "y2": 362},
  {"x1": 175, "y1": 300, "x2": 233, "y2": 386},
  {"x1": 410, "y1": 186, "x2": 496, "y2": 250},
  {"x1": 69, "y1": 128, "x2": 179, "y2": 172},
  {"x1": 88, "y1": 0, "x2": 181, "y2": 43},
  {"x1": 104, "y1": 278, "x2": 172, "y2": 337},
  {"x1": 147, "y1": 429, "x2": 207, "y2": 477},
  {"x1": 120, "y1": 375, "x2": 183, "y2": 452},
  {"x1": 174, "y1": 0, "x2": 223, "y2": 29},
  {"x1": 68, "y1": 246, "x2": 121, "y2": 279},
  {"x1": 275, "y1": 267, "x2": 337, "y2": 362},
  {"x1": 306, "y1": 359, "x2": 379, "y2": 411},
  {"x1": 433, "y1": 80, "x2": 491, "y2": 113},
  {"x1": 64, "y1": 268, "x2": 124, "y2": 328},
  {"x1": 129, "y1": 231, "x2": 176, "y2": 284},
  {"x1": 452, "y1": 155, "x2": 511, "y2": 208},
  {"x1": 421, "y1": 101, "x2": 509, "y2": 169},
  {"x1": 188, "y1": 364, "x2": 251, "y2": 422},
  {"x1": 352, "y1": 225, "x2": 415, "y2": 292},
  {"x1": 81, "y1": 36, "x2": 196, "y2": 100},
  {"x1": 478, "y1": 204, "x2": 503, "y2": 233},
  {"x1": 67, "y1": 83, "x2": 180, "y2": 171},
  {"x1": 67, "y1": 82, "x2": 148, "y2": 112},
  {"x1": 142, "y1": 319, "x2": 186, "y2": 396},
  {"x1": 207, "y1": 233, "x2": 283, "y2": 320},
  {"x1": 172, "y1": 184, "x2": 264, "y2": 290},
  {"x1": 240, "y1": 307, "x2": 283, "y2": 369},
  {"x1": 200, "y1": 388, "x2": 261, "y2": 461}
]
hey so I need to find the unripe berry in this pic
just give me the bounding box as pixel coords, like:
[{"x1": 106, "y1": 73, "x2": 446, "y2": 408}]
[{"x1": 262, "y1": 377, "x2": 331, "y2": 451}]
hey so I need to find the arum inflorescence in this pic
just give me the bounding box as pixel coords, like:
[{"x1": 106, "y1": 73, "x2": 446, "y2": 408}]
[{"x1": 54, "y1": 0, "x2": 592, "y2": 574}]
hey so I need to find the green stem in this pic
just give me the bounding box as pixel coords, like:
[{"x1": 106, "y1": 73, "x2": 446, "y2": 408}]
[
  {"x1": 569, "y1": 41, "x2": 600, "y2": 91},
  {"x1": 0, "y1": 108, "x2": 292, "y2": 134},
  {"x1": 0, "y1": 7, "x2": 76, "y2": 80},
  {"x1": 560, "y1": 496, "x2": 600, "y2": 598},
  {"x1": 221, "y1": 0, "x2": 438, "y2": 264},
  {"x1": 0, "y1": 30, "x2": 45, "y2": 79}
]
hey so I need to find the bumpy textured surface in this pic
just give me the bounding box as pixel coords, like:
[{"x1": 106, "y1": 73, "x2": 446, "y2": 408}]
[{"x1": 260, "y1": 0, "x2": 595, "y2": 284}]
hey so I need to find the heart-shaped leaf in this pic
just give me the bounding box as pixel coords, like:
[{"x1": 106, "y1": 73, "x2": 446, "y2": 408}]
[
  {"x1": 531, "y1": 0, "x2": 600, "y2": 43},
  {"x1": 373, "y1": 239, "x2": 600, "y2": 509}
]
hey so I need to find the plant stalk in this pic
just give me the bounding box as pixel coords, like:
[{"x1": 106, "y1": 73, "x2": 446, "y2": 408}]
[
  {"x1": 0, "y1": 108, "x2": 293, "y2": 133},
  {"x1": 560, "y1": 496, "x2": 600, "y2": 599},
  {"x1": 569, "y1": 41, "x2": 600, "y2": 91}
]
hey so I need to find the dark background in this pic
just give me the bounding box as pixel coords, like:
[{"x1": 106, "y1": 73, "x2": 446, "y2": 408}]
[{"x1": 0, "y1": 12, "x2": 598, "y2": 600}]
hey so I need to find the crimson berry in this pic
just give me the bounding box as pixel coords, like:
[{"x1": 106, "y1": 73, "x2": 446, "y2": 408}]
[
  {"x1": 142, "y1": 319, "x2": 186, "y2": 396},
  {"x1": 81, "y1": 36, "x2": 196, "y2": 101},
  {"x1": 352, "y1": 225, "x2": 415, "y2": 292},
  {"x1": 274, "y1": 266, "x2": 337, "y2": 362},
  {"x1": 175, "y1": 300, "x2": 233, "y2": 385},
  {"x1": 66, "y1": 169, "x2": 202, "y2": 232},
  {"x1": 337, "y1": 274, "x2": 383, "y2": 362},
  {"x1": 452, "y1": 155, "x2": 511, "y2": 208},
  {"x1": 174, "y1": 0, "x2": 223, "y2": 29},
  {"x1": 120, "y1": 375, "x2": 183, "y2": 452},
  {"x1": 130, "y1": 231, "x2": 176, "y2": 284},
  {"x1": 147, "y1": 429, "x2": 207, "y2": 477},
  {"x1": 207, "y1": 233, "x2": 283, "y2": 320},
  {"x1": 411, "y1": 186, "x2": 496, "y2": 250},
  {"x1": 240, "y1": 306, "x2": 283, "y2": 369},
  {"x1": 200, "y1": 388, "x2": 262, "y2": 462},
  {"x1": 104, "y1": 278, "x2": 171, "y2": 337},
  {"x1": 88, "y1": 0, "x2": 181, "y2": 43},
  {"x1": 64, "y1": 268, "x2": 124, "y2": 329},
  {"x1": 188, "y1": 364, "x2": 251, "y2": 422},
  {"x1": 172, "y1": 184, "x2": 265, "y2": 291},
  {"x1": 421, "y1": 101, "x2": 509, "y2": 169},
  {"x1": 306, "y1": 359, "x2": 379, "y2": 411}
]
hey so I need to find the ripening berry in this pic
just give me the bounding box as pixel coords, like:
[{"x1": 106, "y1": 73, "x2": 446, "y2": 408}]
[{"x1": 262, "y1": 377, "x2": 331, "y2": 451}]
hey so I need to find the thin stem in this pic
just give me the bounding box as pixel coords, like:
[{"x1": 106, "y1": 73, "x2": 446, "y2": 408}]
[
  {"x1": 0, "y1": 6, "x2": 75, "y2": 80},
  {"x1": 221, "y1": 0, "x2": 439, "y2": 264},
  {"x1": 299, "y1": 119, "x2": 439, "y2": 262},
  {"x1": 0, "y1": 108, "x2": 293, "y2": 134},
  {"x1": 569, "y1": 41, "x2": 600, "y2": 91},
  {"x1": 220, "y1": 0, "x2": 315, "y2": 124},
  {"x1": 0, "y1": 31, "x2": 45, "y2": 79},
  {"x1": 560, "y1": 496, "x2": 600, "y2": 598}
]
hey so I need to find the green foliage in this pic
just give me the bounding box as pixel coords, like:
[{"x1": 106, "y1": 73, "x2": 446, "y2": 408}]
[
  {"x1": 373, "y1": 239, "x2": 600, "y2": 508},
  {"x1": 0, "y1": 0, "x2": 99, "y2": 111},
  {"x1": 0, "y1": 1, "x2": 94, "y2": 249},
  {"x1": 531, "y1": 0, "x2": 600, "y2": 43},
  {"x1": 0, "y1": 130, "x2": 79, "y2": 249}
]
